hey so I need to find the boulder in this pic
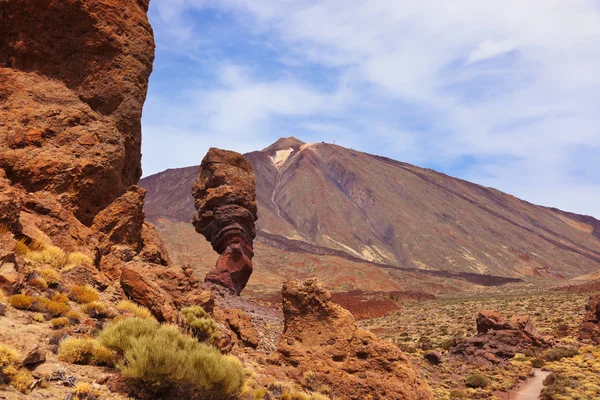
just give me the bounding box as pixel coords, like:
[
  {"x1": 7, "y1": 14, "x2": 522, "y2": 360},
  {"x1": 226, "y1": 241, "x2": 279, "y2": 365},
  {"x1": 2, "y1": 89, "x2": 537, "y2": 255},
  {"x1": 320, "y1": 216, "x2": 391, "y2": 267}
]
[
  {"x1": 452, "y1": 310, "x2": 547, "y2": 364},
  {"x1": 269, "y1": 279, "x2": 433, "y2": 400},
  {"x1": 120, "y1": 263, "x2": 178, "y2": 322},
  {"x1": 579, "y1": 294, "x2": 600, "y2": 343},
  {"x1": 192, "y1": 148, "x2": 258, "y2": 294},
  {"x1": 92, "y1": 186, "x2": 146, "y2": 259},
  {"x1": 0, "y1": 0, "x2": 155, "y2": 225}
]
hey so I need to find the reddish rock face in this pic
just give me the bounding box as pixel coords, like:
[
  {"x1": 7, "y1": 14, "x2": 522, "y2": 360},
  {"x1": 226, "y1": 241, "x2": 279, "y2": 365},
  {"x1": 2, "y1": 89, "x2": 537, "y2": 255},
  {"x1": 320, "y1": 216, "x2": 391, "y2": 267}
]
[
  {"x1": 0, "y1": 0, "x2": 155, "y2": 225},
  {"x1": 453, "y1": 310, "x2": 547, "y2": 364},
  {"x1": 192, "y1": 148, "x2": 258, "y2": 295},
  {"x1": 270, "y1": 279, "x2": 433, "y2": 400},
  {"x1": 579, "y1": 295, "x2": 600, "y2": 343}
]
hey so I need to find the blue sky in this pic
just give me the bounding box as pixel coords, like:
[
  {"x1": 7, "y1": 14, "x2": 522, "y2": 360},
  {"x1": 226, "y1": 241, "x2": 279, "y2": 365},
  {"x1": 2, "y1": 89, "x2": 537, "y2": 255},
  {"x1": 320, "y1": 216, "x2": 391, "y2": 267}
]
[{"x1": 142, "y1": 0, "x2": 600, "y2": 218}]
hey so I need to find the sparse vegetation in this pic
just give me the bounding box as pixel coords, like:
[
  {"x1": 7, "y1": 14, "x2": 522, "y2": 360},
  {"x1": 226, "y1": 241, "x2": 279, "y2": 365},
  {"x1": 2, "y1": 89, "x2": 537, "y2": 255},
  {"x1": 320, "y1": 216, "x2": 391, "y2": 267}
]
[
  {"x1": 58, "y1": 337, "x2": 113, "y2": 366},
  {"x1": 50, "y1": 317, "x2": 70, "y2": 329},
  {"x1": 68, "y1": 285, "x2": 100, "y2": 304},
  {"x1": 82, "y1": 301, "x2": 110, "y2": 318},
  {"x1": 180, "y1": 305, "x2": 219, "y2": 343},
  {"x1": 99, "y1": 317, "x2": 245, "y2": 398},
  {"x1": 9, "y1": 294, "x2": 35, "y2": 310},
  {"x1": 465, "y1": 374, "x2": 490, "y2": 388},
  {"x1": 70, "y1": 382, "x2": 101, "y2": 400},
  {"x1": 0, "y1": 344, "x2": 34, "y2": 394},
  {"x1": 544, "y1": 346, "x2": 579, "y2": 362},
  {"x1": 116, "y1": 300, "x2": 154, "y2": 320},
  {"x1": 39, "y1": 267, "x2": 61, "y2": 285}
]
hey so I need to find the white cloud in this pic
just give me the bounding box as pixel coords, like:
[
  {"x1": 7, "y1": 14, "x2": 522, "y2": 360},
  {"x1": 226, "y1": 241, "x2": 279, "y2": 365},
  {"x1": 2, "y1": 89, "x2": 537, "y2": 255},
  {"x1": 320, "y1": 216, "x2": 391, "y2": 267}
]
[
  {"x1": 145, "y1": 0, "x2": 600, "y2": 217},
  {"x1": 466, "y1": 40, "x2": 516, "y2": 64}
]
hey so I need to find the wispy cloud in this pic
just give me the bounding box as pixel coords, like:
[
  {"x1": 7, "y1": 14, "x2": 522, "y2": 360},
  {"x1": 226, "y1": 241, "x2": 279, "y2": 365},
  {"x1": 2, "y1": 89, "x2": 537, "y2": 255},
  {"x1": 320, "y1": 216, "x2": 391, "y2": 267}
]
[{"x1": 144, "y1": 0, "x2": 600, "y2": 217}]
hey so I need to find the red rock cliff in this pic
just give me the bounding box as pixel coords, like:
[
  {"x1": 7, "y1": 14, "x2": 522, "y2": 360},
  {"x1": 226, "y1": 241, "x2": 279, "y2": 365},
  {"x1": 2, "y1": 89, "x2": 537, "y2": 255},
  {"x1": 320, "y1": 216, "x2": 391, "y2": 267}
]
[{"x1": 0, "y1": 0, "x2": 155, "y2": 225}]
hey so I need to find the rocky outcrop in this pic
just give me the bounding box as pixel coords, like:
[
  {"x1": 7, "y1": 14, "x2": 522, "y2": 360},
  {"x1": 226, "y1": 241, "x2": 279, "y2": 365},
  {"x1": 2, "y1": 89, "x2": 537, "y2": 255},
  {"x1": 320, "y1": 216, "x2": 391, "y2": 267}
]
[
  {"x1": 269, "y1": 279, "x2": 433, "y2": 400},
  {"x1": 453, "y1": 310, "x2": 547, "y2": 364},
  {"x1": 0, "y1": 0, "x2": 155, "y2": 225},
  {"x1": 579, "y1": 295, "x2": 600, "y2": 343},
  {"x1": 192, "y1": 148, "x2": 258, "y2": 295}
]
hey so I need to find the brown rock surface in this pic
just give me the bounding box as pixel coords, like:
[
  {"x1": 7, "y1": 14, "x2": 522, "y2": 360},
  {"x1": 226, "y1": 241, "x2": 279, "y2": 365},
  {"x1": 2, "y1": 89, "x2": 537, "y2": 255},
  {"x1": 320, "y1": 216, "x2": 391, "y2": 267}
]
[
  {"x1": 579, "y1": 294, "x2": 600, "y2": 343},
  {"x1": 120, "y1": 263, "x2": 178, "y2": 322},
  {"x1": 192, "y1": 148, "x2": 258, "y2": 294},
  {"x1": 270, "y1": 278, "x2": 433, "y2": 400},
  {"x1": 453, "y1": 310, "x2": 547, "y2": 364},
  {"x1": 0, "y1": 0, "x2": 155, "y2": 225}
]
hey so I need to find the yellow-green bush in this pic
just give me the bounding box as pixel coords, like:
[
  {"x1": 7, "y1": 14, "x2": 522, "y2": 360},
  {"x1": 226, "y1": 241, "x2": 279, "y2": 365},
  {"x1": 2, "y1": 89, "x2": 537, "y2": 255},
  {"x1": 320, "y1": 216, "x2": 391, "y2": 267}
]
[
  {"x1": 28, "y1": 276, "x2": 48, "y2": 291},
  {"x1": 66, "y1": 310, "x2": 82, "y2": 324},
  {"x1": 180, "y1": 305, "x2": 219, "y2": 343},
  {"x1": 52, "y1": 292, "x2": 69, "y2": 304},
  {"x1": 39, "y1": 267, "x2": 61, "y2": 286},
  {"x1": 68, "y1": 285, "x2": 99, "y2": 304},
  {"x1": 116, "y1": 300, "x2": 155, "y2": 320},
  {"x1": 65, "y1": 252, "x2": 93, "y2": 270},
  {"x1": 99, "y1": 317, "x2": 245, "y2": 398},
  {"x1": 70, "y1": 382, "x2": 101, "y2": 400},
  {"x1": 82, "y1": 301, "x2": 110, "y2": 318},
  {"x1": 9, "y1": 294, "x2": 35, "y2": 310},
  {"x1": 15, "y1": 240, "x2": 30, "y2": 256},
  {"x1": 34, "y1": 297, "x2": 70, "y2": 317},
  {"x1": 0, "y1": 344, "x2": 33, "y2": 394},
  {"x1": 25, "y1": 246, "x2": 67, "y2": 269},
  {"x1": 51, "y1": 317, "x2": 70, "y2": 329},
  {"x1": 58, "y1": 337, "x2": 113, "y2": 366}
]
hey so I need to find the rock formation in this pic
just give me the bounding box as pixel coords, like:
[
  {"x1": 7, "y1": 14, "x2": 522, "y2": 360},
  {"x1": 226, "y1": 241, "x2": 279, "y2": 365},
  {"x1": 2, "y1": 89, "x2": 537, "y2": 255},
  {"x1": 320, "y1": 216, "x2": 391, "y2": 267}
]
[
  {"x1": 452, "y1": 310, "x2": 547, "y2": 364},
  {"x1": 0, "y1": 0, "x2": 198, "y2": 323},
  {"x1": 0, "y1": 0, "x2": 155, "y2": 225},
  {"x1": 269, "y1": 278, "x2": 433, "y2": 400},
  {"x1": 192, "y1": 148, "x2": 258, "y2": 295},
  {"x1": 579, "y1": 294, "x2": 600, "y2": 343}
]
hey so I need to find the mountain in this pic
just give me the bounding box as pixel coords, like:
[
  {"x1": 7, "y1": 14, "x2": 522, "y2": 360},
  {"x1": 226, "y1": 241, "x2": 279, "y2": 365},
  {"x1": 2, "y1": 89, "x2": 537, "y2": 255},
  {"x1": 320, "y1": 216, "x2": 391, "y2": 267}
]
[{"x1": 140, "y1": 137, "x2": 600, "y2": 294}]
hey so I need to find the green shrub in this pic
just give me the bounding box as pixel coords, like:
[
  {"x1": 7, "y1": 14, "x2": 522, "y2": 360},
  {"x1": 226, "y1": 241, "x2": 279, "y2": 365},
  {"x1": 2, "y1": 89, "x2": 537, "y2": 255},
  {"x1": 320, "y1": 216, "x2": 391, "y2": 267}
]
[
  {"x1": 531, "y1": 357, "x2": 545, "y2": 368},
  {"x1": 544, "y1": 347, "x2": 579, "y2": 362},
  {"x1": 465, "y1": 374, "x2": 490, "y2": 388},
  {"x1": 541, "y1": 373, "x2": 580, "y2": 399},
  {"x1": 99, "y1": 317, "x2": 244, "y2": 399},
  {"x1": 180, "y1": 306, "x2": 219, "y2": 343}
]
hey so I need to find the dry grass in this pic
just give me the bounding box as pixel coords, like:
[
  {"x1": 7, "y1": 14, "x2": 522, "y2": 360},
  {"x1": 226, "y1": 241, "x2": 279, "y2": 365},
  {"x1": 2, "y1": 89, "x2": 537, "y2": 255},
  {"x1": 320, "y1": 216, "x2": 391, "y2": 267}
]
[
  {"x1": 360, "y1": 290, "x2": 590, "y2": 399},
  {"x1": 82, "y1": 301, "x2": 111, "y2": 318},
  {"x1": 50, "y1": 317, "x2": 70, "y2": 329},
  {"x1": 70, "y1": 382, "x2": 101, "y2": 400},
  {"x1": 9, "y1": 294, "x2": 35, "y2": 310},
  {"x1": 39, "y1": 267, "x2": 61, "y2": 286},
  {"x1": 0, "y1": 344, "x2": 34, "y2": 394},
  {"x1": 28, "y1": 276, "x2": 48, "y2": 291},
  {"x1": 68, "y1": 285, "x2": 100, "y2": 304},
  {"x1": 58, "y1": 337, "x2": 113, "y2": 366},
  {"x1": 116, "y1": 300, "x2": 155, "y2": 320}
]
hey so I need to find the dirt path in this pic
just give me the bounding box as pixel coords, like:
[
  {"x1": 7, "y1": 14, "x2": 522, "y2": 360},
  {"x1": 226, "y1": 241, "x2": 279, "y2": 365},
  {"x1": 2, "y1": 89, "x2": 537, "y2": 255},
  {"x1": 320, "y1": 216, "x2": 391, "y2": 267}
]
[{"x1": 513, "y1": 369, "x2": 550, "y2": 400}]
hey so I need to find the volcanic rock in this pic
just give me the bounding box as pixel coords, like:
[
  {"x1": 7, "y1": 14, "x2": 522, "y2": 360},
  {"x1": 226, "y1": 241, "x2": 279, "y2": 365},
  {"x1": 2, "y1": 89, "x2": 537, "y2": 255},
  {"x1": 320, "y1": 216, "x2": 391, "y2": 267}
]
[
  {"x1": 579, "y1": 294, "x2": 600, "y2": 343},
  {"x1": 0, "y1": 0, "x2": 155, "y2": 225},
  {"x1": 120, "y1": 263, "x2": 178, "y2": 322},
  {"x1": 453, "y1": 310, "x2": 546, "y2": 364},
  {"x1": 269, "y1": 278, "x2": 433, "y2": 400},
  {"x1": 192, "y1": 148, "x2": 258, "y2": 295},
  {"x1": 476, "y1": 310, "x2": 514, "y2": 334}
]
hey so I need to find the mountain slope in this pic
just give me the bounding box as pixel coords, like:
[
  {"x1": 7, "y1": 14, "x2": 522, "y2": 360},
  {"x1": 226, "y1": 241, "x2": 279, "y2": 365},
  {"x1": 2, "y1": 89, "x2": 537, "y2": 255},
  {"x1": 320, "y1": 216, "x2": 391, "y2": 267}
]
[{"x1": 140, "y1": 137, "x2": 600, "y2": 284}]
